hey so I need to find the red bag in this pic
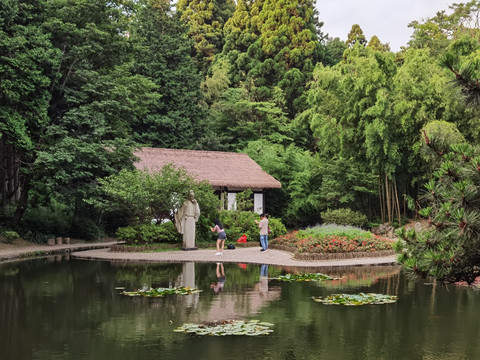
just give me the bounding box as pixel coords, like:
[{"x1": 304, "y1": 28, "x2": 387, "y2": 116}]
[{"x1": 236, "y1": 234, "x2": 247, "y2": 243}]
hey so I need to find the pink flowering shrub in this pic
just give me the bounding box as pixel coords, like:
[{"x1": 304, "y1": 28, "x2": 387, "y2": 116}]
[{"x1": 271, "y1": 225, "x2": 392, "y2": 253}]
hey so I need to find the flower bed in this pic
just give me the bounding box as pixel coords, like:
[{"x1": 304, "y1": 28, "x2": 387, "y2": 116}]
[{"x1": 270, "y1": 224, "x2": 394, "y2": 259}]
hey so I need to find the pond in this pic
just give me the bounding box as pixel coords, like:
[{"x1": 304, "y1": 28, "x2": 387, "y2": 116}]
[{"x1": 1, "y1": 256, "x2": 479, "y2": 360}]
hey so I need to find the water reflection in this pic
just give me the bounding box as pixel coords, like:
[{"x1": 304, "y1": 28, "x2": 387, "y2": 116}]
[
  {"x1": 181, "y1": 262, "x2": 199, "y2": 308},
  {"x1": 0, "y1": 258, "x2": 479, "y2": 360},
  {"x1": 210, "y1": 263, "x2": 226, "y2": 294}
]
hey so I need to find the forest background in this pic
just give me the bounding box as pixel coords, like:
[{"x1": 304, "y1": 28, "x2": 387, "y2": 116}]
[{"x1": 2, "y1": 0, "x2": 480, "y2": 242}]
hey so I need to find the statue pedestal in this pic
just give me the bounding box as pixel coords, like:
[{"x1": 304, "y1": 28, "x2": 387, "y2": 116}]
[{"x1": 182, "y1": 247, "x2": 198, "y2": 251}]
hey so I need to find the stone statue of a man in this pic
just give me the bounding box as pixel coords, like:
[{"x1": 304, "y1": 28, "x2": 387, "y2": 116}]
[{"x1": 174, "y1": 190, "x2": 200, "y2": 250}]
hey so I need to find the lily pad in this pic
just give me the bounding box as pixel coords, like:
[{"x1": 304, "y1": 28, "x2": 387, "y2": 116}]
[
  {"x1": 312, "y1": 292, "x2": 398, "y2": 306},
  {"x1": 174, "y1": 320, "x2": 274, "y2": 336},
  {"x1": 275, "y1": 273, "x2": 339, "y2": 282},
  {"x1": 121, "y1": 286, "x2": 202, "y2": 297}
]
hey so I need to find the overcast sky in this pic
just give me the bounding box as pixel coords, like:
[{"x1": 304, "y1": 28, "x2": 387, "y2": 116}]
[{"x1": 317, "y1": 0, "x2": 467, "y2": 51}]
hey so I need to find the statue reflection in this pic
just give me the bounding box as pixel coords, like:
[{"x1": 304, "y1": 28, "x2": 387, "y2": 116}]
[{"x1": 181, "y1": 262, "x2": 199, "y2": 309}]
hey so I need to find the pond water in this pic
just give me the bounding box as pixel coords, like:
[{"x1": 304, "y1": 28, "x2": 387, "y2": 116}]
[{"x1": 1, "y1": 256, "x2": 479, "y2": 360}]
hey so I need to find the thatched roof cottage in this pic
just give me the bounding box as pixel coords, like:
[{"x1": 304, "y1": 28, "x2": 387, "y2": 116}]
[{"x1": 133, "y1": 147, "x2": 281, "y2": 213}]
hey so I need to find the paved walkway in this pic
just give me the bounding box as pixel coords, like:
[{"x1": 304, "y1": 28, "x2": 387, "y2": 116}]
[
  {"x1": 0, "y1": 242, "x2": 117, "y2": 262},
  {"x1": 71, "y1": 246, "x2": 397, "y2": 268},
  {"x1": 0, "y1": 242, "x2": 398, "y2": 267}
]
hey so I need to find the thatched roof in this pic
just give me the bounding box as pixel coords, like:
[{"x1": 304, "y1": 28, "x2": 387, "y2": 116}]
[{"x1": 133, "y1": 148, "x2": 282, "y2": 190}]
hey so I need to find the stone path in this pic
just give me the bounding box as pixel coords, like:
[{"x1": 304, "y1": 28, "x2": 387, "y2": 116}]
[
  {"x1": 0, "y1": 241, "x2": 398, "y2": 267},
  {"x1": 72, "y1": 246, "x2": 397, "y2": 267}
]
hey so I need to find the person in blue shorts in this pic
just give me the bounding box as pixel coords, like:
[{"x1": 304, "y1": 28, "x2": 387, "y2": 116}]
[
  {"x1": 211, "y1": 218, "x2": 226, "y2": 255},
  {"x1": 255, "y1": 213, "x2": 269, "y2": 251}
]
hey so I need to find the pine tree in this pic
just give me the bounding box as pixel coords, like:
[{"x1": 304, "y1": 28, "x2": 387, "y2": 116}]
[{"x1": 396, "y1": 139, "x2": 480, "y2": 284}]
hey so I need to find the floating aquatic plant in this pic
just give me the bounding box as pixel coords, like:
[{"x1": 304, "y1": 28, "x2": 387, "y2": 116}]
[
  {"x1": 275, "y1": 273, "x2": 339, "y2": 282},
  {"x1": 121, "y1": 286, "x2": 201, "y2": 297},
  {"x1": 312, "y1": 293, "x2": 398, "y2": 306},
  {"x1": 174, "y1": 320, "x2": 274, "y2": 336}
]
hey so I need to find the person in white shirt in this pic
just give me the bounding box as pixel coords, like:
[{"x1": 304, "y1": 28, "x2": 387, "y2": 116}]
[{"x1": 254, "y1": 213, "x2": 269, "y2": 251}]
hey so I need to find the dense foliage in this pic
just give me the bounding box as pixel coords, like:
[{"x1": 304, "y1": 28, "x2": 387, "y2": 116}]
[
  {"x1": 218, "y1": 210, "x2": 287, "y2": 244},
  {"x1": 321, "y1": 208, "x2": 368, "y2": 228},
  {"x1": 395, "y1": 140, "x2": 480, "y2": 284}
]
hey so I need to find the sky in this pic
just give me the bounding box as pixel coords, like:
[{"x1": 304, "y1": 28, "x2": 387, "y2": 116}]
[{"x1": 317, "y1": 0, "x2": 467, "y2": 52}]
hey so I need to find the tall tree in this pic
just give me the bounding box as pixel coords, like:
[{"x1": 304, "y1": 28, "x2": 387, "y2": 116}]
[
  {"x1": 177, "y1": 0, "x2": 235, "y2": 72},
  {"x1": 0, "y1": 0, "x2": 60, "y2": 222},
  {"x1": 2, "y1": 0, "x2": 157, "y2": 233},
  {"x1": 131, "y1": 0, "x2": 207, "y2": 149},
  {"x1": 346, "y1": 24, "x2": 367, "y2": 47},
  {"x1": 367, "y1": 35, "x2": 390, "y2": 52},
  {"x1": 218, "y1": 0, "x2": 261, "y2": 85},
  {"x1": 408, "y1": 0, "x2": 480, "y2": 55},
  {"x1": 301, "y1": 44, "x2": 404, "y2": 223},
  {"x1": 235, "y1": 0, "x2": 323, "y2": 116}
]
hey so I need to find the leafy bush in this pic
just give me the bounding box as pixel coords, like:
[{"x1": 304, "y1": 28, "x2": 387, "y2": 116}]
[
  {"x1": 70, "y1": 216, "x2": 105, "y2": 240},
  {"x1": 116, "y1": 222, "x2": 180, "y2": 244},
  {"x1": 268, "y1": 217, "x2": 287, "y2": 239},
  {"x1": 218, "y1": 210, "x2": 287, "y2": 243},
  {"x1": 219, "y1": 211, "x2": 259, "y2": 243},
  {"x1": 322, "y1": 208, "x2": 368, "y2": 228},
  {"x1": 20, "y1": 229, "x2": 53, "y2": 244},
  {"x1": 300, "y1": 224, "x2": 368, "y2": 238},
  {"x1": 2, "y1": 230, "x2": 20, "y2": 244},
  {"x1": 22, "y1": 203, "x2": 71, "y2": 237}
]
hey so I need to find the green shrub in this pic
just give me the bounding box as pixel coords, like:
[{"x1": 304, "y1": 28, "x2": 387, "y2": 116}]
[
  {"x1": 300, "y1": 224, "x2": 369, "y2": 238},
  {"x1": 70, "y1": 216, "x2": 104, "y2": 240},
  {"x1": 20, "y1": 229, "x2": 53, "y2": 244},
  {"x1": 116, "y1": 222, "x2": 180, "y2": 245},
  {"x1": 218, "y1": 210, "x2": 287, "y2": 243},
  {"x1": 22, "y1": 204, "x2": 71, "y2": 237},
  {"x1": 115, "y1": 226, "x2": 139, "y2": 243},
  {"x1": 322, "y1": 208, "x2": 368, "y2": 228},
  {"x1": 267, "y1": 217, "x2": 287, "y2": 239},
  {"x1": 2, "y1": 230, "x2": 20, "y2": 244}
]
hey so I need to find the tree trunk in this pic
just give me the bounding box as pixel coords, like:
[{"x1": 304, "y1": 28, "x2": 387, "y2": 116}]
[
  {"x1": 385, "y1": 173, "x2": 392, "y2": 223},
  {"x1": 378, "y1": 177, "x2": 385, "y2": 223},
  {"x1": 393, "y1": 176, "x2": 401, "y2": 225},
  {"x1": 0, "y1": 138, "x2": 20, "y2": 202},
  {"x1": 11, "y1": 181, "x2": 29, "y2": 226}
]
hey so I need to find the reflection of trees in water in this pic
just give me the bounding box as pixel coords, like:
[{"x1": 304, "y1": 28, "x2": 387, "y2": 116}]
[
  {"x1": 110, "y1": 261, "x2": 183, "y2": 288},
  {"x1": 278, "y1": 265, "x2": 402, "y2": 292},
  {"x1": 97, "y1": 262, "x2": 283, "y2": 345},
  {"x1": 4, "y1": 260, "x2": 480, "y2": 360},
  {"x1": 0, "y1": 265, "x2": 26, "y2": 359}
]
